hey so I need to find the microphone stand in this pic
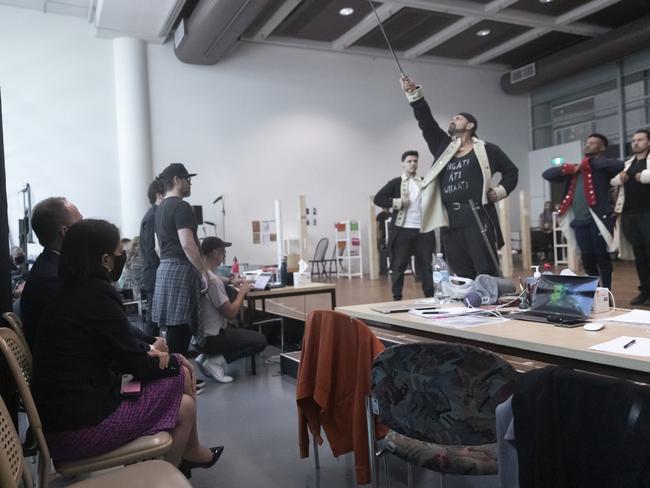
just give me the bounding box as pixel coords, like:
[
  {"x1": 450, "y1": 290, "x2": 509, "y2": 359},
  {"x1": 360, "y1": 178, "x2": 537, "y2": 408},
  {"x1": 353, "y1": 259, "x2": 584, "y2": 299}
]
[{"x1": 468, "y1": 198, "x2": 501, "y2": 277}]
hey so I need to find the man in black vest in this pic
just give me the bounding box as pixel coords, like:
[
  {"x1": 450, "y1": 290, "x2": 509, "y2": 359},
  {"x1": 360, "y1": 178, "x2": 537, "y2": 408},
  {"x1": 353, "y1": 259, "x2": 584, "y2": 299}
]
[
  {"x1": 374, "y1": 150, "x2": 435, "y2": 300},
  {"x1": 401, "y1": 76, "x2": 518, "y2": 279}
]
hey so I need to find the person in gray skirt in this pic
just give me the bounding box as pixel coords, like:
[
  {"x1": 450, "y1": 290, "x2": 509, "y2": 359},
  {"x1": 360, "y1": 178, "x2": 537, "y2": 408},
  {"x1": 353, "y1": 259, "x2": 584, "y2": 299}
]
[{"x1": 152, "y1": 163, "x2": 218, "y2": 355}]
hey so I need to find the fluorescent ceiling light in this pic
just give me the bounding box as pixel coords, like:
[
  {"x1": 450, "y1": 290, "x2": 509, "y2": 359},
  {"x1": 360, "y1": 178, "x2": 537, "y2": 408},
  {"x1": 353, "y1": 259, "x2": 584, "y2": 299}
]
[
  {"x1": 339, "y1": 7, "x2": 354, "y2": 16},
  {"x1": 476, "y1": 29, "x2": 491, "y2": 37}
]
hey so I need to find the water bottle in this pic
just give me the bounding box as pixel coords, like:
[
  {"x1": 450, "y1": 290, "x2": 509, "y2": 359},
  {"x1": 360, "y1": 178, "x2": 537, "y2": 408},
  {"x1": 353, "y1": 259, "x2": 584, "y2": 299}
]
[
  {"x1": 433, "y1": 253, "x2": 450, "y2": 305},
  {"x1": 280, "y1": 256, "x2": 288, "y2": 286}
]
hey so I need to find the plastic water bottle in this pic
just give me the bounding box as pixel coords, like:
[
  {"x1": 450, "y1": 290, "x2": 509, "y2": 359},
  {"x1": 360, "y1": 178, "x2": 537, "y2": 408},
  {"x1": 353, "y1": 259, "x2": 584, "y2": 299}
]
[{"x1": 433, "y1": 253, "x2": 450, "y2": 305}]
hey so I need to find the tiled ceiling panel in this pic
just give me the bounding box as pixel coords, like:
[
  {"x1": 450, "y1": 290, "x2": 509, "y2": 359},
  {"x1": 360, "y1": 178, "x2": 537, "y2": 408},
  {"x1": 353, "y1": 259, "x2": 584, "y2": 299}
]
[
  {"x1": 355, "y1": 8, "x2": 461, "y2": 50},
  {"x1": 580, "y1": 0, "x2": 650, "y2": 28},
  {"x1": 491, "y1": 31, "x2": 588, "y2": 67},
  {"x1": 272, "y1": 0, "x2": 380, "y2": 42},
  {"x1": 427, "y1": 20, "x2": 530, "y2": 59},
  {"x1": 506, "y1": 0, "x2": 590, "y2": 16}
]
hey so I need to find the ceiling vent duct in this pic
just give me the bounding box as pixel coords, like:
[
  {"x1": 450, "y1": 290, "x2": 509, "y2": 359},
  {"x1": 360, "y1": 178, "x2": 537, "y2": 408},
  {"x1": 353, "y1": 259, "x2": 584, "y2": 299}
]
[
  {"x1": 501, "y1": 15, "x2": 650, "y2": 95},
  {"x1": 174, "y1": 0, "x2": 269, "y2": 65}
]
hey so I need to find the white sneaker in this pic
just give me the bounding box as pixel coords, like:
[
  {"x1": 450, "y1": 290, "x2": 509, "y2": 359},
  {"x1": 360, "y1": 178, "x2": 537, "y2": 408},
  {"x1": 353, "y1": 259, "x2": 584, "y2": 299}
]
[{"x1": 201, "y1": 357, "x2": 233, "y2": 383}]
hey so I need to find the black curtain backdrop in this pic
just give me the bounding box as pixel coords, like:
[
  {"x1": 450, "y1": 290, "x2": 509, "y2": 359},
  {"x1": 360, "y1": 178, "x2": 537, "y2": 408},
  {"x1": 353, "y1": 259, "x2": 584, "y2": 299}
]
[
  {"x1": 0, "y1": 90, "x2": 10, "y2": 313},
  {"x1": 0, "y1": 89, "x2": 18, "y2": 423}
]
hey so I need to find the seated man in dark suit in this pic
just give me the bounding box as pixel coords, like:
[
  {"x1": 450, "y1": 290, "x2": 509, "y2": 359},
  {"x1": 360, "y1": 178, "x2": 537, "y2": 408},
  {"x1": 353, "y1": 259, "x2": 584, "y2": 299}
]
[
  {"x1": 21, "y1": 197, "x2": 83, "y2": 348},
  {"x1": 21, "y1": 198, "x2": 169, "y2": 356}
]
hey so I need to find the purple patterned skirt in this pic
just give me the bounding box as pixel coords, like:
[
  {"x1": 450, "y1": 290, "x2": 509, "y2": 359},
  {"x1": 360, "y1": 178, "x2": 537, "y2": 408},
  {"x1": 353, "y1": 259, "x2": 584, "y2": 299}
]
[{"x1": 46, "y1": 365, "x2": 185, "y2": 462}]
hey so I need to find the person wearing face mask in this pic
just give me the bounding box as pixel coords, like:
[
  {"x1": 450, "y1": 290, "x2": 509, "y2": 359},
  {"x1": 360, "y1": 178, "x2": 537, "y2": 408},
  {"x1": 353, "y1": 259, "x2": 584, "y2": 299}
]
[
  {"x1": 374, "y1": 150, "x2": 436, "y2": 300},
  {"x1": 20, "y1": 197, "x2": 83, "y2": 348},
  {"x1": 196, "y1": 237, "x2": 266, "y2": 383},
  {"x1": 400, "y1": 76, "x2": 519, "y2": 279},
  {"x1": 31, "y1": 219, "x2": 222, "y2": 476},
  {"x1": 20, "y1": 197, "x2": 165, "y2": 352}
]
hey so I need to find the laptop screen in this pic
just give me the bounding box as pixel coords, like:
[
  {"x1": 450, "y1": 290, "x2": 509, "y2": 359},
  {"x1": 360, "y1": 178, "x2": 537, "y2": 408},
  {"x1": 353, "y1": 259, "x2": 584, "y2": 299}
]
[
  {"x1": 531, "y1": 275, "x2": 599, "y2": 318},
  {"x1": 253, "y1": 272, "x2": 273, "y2": 290}
]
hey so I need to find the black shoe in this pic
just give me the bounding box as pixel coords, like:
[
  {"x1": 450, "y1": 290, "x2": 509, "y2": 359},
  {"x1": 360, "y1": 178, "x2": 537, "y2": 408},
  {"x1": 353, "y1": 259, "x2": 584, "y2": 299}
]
[
  {"x1": 630, "y1": 293, "x2": 648, "y2": 306},
  {"x1": 643, "y1": 298, "x2": 650, "y2": 307},
  {"x1": 393, "y1": 296, "x2": 402, "y2": 301},
  {"x1": 179, "y1": 446, "x2": 224, "y2": 479}
]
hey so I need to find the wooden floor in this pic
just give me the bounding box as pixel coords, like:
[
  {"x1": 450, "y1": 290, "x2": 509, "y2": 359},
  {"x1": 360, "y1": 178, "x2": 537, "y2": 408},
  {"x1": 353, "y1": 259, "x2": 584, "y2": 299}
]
[{"x1": 321, "y1": 259, "x2": 648, "y2": 310}]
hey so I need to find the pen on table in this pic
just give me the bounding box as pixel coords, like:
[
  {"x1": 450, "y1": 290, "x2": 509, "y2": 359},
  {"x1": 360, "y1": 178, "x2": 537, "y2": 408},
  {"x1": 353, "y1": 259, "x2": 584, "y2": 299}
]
[
  {"x1": 421, "y1": 310, "x2": 443, "y2": 314},
  {"x1": 623, "y1": 339, "x2": 636, "y2": 349}
]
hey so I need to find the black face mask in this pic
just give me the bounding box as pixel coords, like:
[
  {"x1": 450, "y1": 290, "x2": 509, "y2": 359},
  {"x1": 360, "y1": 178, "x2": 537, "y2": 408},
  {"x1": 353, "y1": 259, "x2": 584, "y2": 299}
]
[{"x1": 110, "y1": 251, "x2": 127, "y2": 282}]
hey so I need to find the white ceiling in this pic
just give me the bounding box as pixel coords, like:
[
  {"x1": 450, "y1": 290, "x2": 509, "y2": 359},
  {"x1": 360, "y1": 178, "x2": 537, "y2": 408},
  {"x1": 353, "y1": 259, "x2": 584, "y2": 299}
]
[
  {"x1": 0, "y1": 0, "x2": 185, "y2": 43},
  {"x1": 0, "y1": 0, "x2": 91, "y2": 18}
]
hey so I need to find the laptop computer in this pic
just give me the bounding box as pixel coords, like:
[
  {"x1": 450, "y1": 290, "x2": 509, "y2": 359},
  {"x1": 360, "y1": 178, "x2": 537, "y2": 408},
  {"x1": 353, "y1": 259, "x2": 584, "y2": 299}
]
[
  {"x1": 253, "y1": 272, "x2": 273, "y2": 291},
  {"x1": 371, "y1": 299, "x2": 438, "y2": 314},
  {"x1": 510, "y1": 274, "x2": 599, "y2": 327}
]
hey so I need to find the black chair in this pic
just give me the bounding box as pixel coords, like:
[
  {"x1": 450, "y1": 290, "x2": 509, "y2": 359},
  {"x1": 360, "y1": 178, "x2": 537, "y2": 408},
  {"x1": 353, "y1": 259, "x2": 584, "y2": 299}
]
[
  {"x1": 309, "y1": 238, "x2": 329, "y2": 279},
  {"x1": 324, "y1": 245, "x2": 339, "y2": 276}
]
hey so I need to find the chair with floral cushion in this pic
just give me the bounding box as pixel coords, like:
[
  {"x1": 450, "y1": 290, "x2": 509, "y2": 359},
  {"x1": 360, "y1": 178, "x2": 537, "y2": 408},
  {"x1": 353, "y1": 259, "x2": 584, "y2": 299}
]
[{"x1": 366, "y1": 342, "x2": 516, "y2": 488}]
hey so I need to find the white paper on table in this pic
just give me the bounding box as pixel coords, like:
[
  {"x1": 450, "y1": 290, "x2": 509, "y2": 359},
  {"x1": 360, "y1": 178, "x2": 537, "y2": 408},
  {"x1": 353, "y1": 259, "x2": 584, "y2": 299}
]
[
  {"x1": 589, "y1": 336, "x2": 650, "y2": 356},
  {"x1": 434, "y1": 316, "x2": 506, "y2": 328},
  {"x1": 607, "y1": 309, "x2": 650, "y2": 325}
]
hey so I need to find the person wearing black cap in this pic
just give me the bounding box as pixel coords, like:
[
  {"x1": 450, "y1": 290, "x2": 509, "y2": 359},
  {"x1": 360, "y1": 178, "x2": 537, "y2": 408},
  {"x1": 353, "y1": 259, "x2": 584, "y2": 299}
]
[
  {"x1": 400, "y1": 76, "x2": 519, "y2": 279},
  {"x1": 152, "y1": 163, "x2": 218, "y2": 355},
  {"x1": 197, "y1": 237, "x2": 267, "y2": 383}
]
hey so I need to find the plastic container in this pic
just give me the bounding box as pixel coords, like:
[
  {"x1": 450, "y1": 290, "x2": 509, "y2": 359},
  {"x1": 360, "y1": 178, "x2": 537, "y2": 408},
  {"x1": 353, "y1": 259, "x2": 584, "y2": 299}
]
[{"x1": 433, "y1": 253, "x2": 450, "y2": 305}]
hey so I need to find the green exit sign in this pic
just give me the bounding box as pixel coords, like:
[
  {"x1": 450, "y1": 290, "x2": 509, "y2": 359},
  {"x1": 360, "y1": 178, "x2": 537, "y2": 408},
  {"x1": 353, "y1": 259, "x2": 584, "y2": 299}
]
[{"x1": 551, "y1": 157, "x2": 565, "y2": 166}]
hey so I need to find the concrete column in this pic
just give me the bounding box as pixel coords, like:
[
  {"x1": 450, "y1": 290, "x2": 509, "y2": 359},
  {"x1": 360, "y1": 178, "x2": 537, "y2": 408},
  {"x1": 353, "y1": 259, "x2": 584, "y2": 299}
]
[{"x1": 113, "y1": 38, "x2": 153, "y2": 238}]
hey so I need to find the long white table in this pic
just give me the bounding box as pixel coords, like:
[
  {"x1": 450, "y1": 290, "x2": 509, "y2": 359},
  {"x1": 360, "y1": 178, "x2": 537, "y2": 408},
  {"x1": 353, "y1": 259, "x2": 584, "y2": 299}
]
[{"x1": 337, "y1": 300, "x2": 650, "y2": 382}]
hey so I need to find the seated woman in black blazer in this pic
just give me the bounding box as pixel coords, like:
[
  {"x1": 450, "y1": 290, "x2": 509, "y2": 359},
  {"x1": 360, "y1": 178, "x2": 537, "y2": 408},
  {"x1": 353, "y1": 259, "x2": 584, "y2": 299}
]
[{"x1": 31, "y1": 219, "x2": 221, "y2": 476}]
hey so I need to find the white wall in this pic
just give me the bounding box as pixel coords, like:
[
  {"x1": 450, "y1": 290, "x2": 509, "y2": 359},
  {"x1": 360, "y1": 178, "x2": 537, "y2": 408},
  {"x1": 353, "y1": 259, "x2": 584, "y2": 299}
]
[
  {"x1": 0, "y1": 6, "x2": 119, "y2": 254},
  {"x1": 0, "y1": 5, "x2": 531, "y2": 270},
  {"x1": 147, "y1": 42, "x2": 530, "y2": 267}
]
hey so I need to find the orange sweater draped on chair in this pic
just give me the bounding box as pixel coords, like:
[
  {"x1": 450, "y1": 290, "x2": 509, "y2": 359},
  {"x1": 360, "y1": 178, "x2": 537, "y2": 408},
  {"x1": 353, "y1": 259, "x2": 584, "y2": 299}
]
[{"x1": 296, "y1": 310, "x2": 387, "y2": 485}]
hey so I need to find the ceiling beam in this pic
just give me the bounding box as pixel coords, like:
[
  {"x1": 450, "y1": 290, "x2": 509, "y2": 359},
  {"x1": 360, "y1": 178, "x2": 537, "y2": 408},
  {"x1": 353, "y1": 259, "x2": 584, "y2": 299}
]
[
  {"x1": 250, "y1": 0, "x2": 302, "y2": 41},
  {"x1": 468, "y1": 0, "x2": 618, "y2": 66},
  {"x1": 404, "y1": 17, "x2": 481, "y2": 59},
  {"x1": 241, "y1": 35, "x2": 508, "y2": 71},
  {"x1": 484, "y1": 0, "x2": 519, "y2": 14},
  {"x1": 390, "y1": 0, "x2": 608, "y2": 37},
  {"x1": 332, "y1": 3, "x2": 402, "y2": 50},
  {"x1": 467, "y1": 27, "x2": 548, "y2": 65},
  {"x1": 555, "y1": 0, "x2": 621, "y2": 26}
]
